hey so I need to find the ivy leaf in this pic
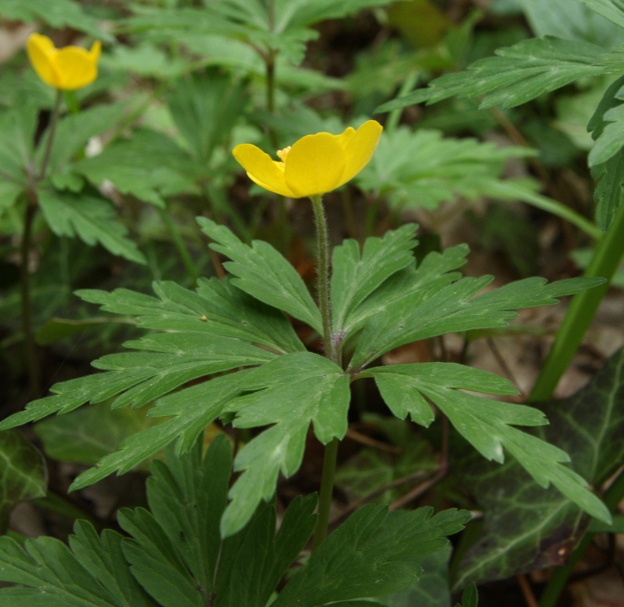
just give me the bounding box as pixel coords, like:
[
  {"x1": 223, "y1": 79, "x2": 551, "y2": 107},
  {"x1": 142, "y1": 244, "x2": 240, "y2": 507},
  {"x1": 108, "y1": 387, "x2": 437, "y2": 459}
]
[
  {"x1": 37, "y1": 188, "x2": 146, "y2": 264},
  {"x1": 0, "y1": 521, "x2": 158, "y2": 606},
  {"x1": 452, "y1": 345, "x2": 624, "y2": 589},
  {"x1": 349, "y1": 275, "x2": 604, "y2": 372},
  {"x1": 331, "y1": 225, "x2": 417, "y2": 335},
  {"x1": 222, "y1": 352, "x2": 349, "y2": 536},
  {"x1": 199, "y1": 217, "x2": 323, "y2": 334},
  {"x1": 376, "y1": 37, "x2": 614, "y2": 113},
  {"x1": 0, "y1": 431, "x2": 47, "y2": 533},
  {"x1": 272, "y1": 506, "x2": 470, "y2": 607}
]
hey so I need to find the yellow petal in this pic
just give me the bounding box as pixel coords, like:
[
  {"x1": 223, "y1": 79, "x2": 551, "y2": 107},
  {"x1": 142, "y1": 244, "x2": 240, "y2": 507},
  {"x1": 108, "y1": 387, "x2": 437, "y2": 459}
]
[
  {"x1": 26, "y1": 34, "x2": 62, "y2": 88},
  {"x1": 284, "y1": 133, "x2": 346, "y2": 197},
  {"x1": 233, "y1": 144, "x2": 296, "y2": 198},
  {"x1": 335, "y1": 126, "x2": 356, "y2": 151},
  {"x1": 337, "y1": 120, "x2": 383, "y2": 187},
  {"x1": 54, "y1": 45, "x2": 100, "y2": 90}
]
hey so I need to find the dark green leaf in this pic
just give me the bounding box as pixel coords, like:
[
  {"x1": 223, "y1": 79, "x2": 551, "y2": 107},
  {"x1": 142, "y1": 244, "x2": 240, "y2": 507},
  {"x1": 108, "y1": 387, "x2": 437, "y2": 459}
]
[
  {"x1": 34, "y1": 403, "x2": 163, "y2": 467},
  {"x1": 272, "y1": 506, "x2": 470, "y2": 607},
  {"x1": 591, "y1": 150, "x2": 624, "y2": 230},
  {"x1": 0, "y1": 521, "x2": 157, "y2": 606},
  {"x1": 199, "y1": 217, "x2": 323, "y2": 333},
  {"x1": 37, "y1": 189, "x2": 146, "y2": 264},
  {"x1": 0, "y1": 431, "x2": 46, "y2": 533},
  {"x1": 377, "y1": 547, "x2": 453, "y2": 607}
]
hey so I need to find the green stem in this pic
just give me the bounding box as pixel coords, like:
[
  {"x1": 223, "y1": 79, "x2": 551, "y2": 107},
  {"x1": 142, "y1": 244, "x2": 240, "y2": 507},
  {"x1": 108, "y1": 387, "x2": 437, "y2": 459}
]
[
  {"x1": 38, "y1": 89, "x2": 62, "y2": 180},
  {"x1": 529, "y1": 199, "x2": 624, "y2": 402},
  {"x1": 310, "y1": 194, "x2": 334, "y2": 360},
  {"x1": 312, "y1": 437, "x2": 339, "y2": 551},
  {"x1": 158, "y1": 205, "x2": 199, "y2": 285},
  {"x1": 538, "y1": 468, "x2": 624, "y2": 607},
  {"x1": 386, "y1": 71, "x2": 419, "y2": 136},
  {"x1": 309, "y1": 194, "x2": 339, "y2": 551},
  {"x1": 20, "y1": 201, "x2": 39, "y2": 397}
]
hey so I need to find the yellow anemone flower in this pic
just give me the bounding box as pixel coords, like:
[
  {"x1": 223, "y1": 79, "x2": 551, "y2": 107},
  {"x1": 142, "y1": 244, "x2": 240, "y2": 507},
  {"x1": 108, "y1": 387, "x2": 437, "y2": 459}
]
[
  {"x1": 232, "y1": 120, "x2": 383, "y2": 198},
  {"x1": 26, "y1": 33, "x2": 101, "y2": 91}
]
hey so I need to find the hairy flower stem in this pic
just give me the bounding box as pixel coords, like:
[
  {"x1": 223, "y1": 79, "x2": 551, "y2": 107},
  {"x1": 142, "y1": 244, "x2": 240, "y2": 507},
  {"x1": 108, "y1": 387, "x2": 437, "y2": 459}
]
[
  {"x1": 310, "y1": 194, "x2": 339, "y2": 551},
  {"x1": 529, "y1": 199, "x2": 624, "y2": 402}
]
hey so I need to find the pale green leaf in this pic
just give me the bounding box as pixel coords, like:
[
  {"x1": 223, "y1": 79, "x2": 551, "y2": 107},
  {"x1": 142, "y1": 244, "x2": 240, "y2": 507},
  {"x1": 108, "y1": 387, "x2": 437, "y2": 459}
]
[
  {"x1": 0, "y1": 0, "x2": 109, "y2": 40},
  {"x1": 199, "y1": 217, "x2": 323, "y2": 333},
  {"x1": 578, "y1": 0, "x2": 624, "y2": 30},
  {"x1": 377, "y1": 37, "x2": 612, "y2": 113},
  {"x1": 37, "y1": 189, "x2": 146, "y2": 264},
  {"x1": 358, "y1": 128, "x2": 536, "y2": 211}
]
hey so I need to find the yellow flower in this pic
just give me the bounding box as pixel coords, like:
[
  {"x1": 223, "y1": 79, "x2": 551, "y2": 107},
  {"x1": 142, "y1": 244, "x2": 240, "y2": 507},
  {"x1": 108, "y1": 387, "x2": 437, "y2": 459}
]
[
  {"x1": 233, "y1": 120, "x2": 383, "y2": 198},
  {"x1": 26, "y1": 33, "x2": 101, "y2": 91}
]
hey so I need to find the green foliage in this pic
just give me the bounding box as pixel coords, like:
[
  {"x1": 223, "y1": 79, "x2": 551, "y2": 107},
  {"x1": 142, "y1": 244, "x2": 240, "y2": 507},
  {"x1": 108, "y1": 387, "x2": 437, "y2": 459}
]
[
  {"x1": 357, "y1": 127, "x2": 536, "y2": 211},
  {"x1": 451, "y1": 346, "x2": 624, "y2": 589},
  {"x1": 0, "y1": 436, "x2": 469, "y2": 606},
  {"x1": 0, "y1": 0, "x2": 109, "y2": 40},
  {"x1": 0, "y1": 431, "x2": 46, "y2": 533}
]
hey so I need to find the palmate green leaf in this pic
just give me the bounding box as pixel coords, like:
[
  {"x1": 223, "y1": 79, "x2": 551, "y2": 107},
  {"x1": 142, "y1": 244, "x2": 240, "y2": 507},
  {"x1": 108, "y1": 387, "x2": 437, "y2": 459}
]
[
  {"x1": 168, "y1": 71, "x2": 247, "y2": 165},
  {"x1": 199, "y1": 217, "x2": 323, "y2": 334},
  {"x1": 349, "y1": 275, "x2": 604, "y2": 372},
  {"x1": 0, "y1": 0, "x2": 109, "y2": 40},
  {"x1": 365, "y1": 363, "x2": 610, "y2": 523},
  {"x1": 75, "y1": 129, "x2": 195, "y2": 208},
  {"x1": 579, "y1": 0, "x2": 624, "y2": 30},
  {"x1": 357, "y1": 128, "x2": 535, "y2": 211},
  {"x1": 0, "y1": 431, "x2": 46, "y2": 533},
  {"x1": 37, "y1": 189, "x2": 146, "y2": 264},
  {"x1": 331, "y1": 225, "x2": 417, "y2": 334},
  {"x1": 273, "y1": 506, "x2": 470, "y2": 607},
  {"x1": 222, "y1": 352, "x2": 349, "y2": 536},
  {"x1": 378, "y1": 548, "x2": 453, "y2": 607},
  {"x1": 519, "y1": 0, "x2": 624, "y2": 46},
  {"x1": 452, "y1": 345, "x2": 624, "y2": 589},
  {"x1": 0, "y1": 521, "x2": 157, "y2": 607},
  {"x1": 41, "y1": 104, "x2": 127, "y2": 181},
  {"x1": 274, "y1": 0, "x2": 397, "y2": 29},
  {"x1": 376, "y1": 37, "x2": 615, "y2": 113},
  {"x1": 340, "y1": 244, "x2": 469, "y2": 346},
  {"x1": 78, "y1": 278, "x2": 305, "y2": 354},
  {"x1": 0, "y1": 278, "x2": 299, "y2": 431},
  {"x1": 0, "y1": 105, "x2": 37, "y2": 214},
  {"x1": 118, "y1": 435, "x2": 317, "y2": 607}
]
